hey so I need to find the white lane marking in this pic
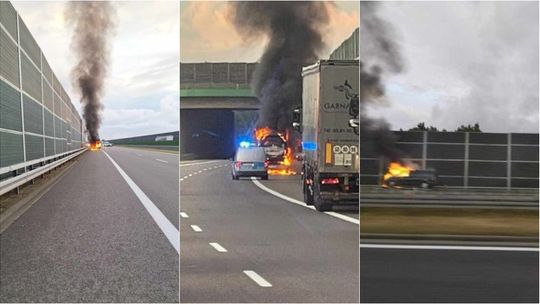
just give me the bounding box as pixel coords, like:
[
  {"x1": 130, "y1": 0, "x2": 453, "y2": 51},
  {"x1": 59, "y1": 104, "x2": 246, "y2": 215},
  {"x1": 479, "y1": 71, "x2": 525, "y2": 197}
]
[
  {"x1": 209, "y1": 242, "x2": 228, "y2": 252},
  {"x1": 191, "y1": 225, "x2": 202, "y2": 232},
  {"x1": 180, "y1": 212, "x2": 189, "y2": 218},
  {"x1": 188, "y1": 174, "x2": 193, "y2": 177},
  {"x1": 250, "y1": 178, "x2": 359, "y2": 225},
  {"x1": 156, "y1": 159, "x2": 168, "y2": 163},
  {"x1": 103, "y1": 151, "x2": 179, "y2": 253},
  {"x1": 360, "y1": 243, "x2": 539, "y2": 252},
  {"x1": 180, "y1": 178, "x2": 184, "y2": 182},
  {"x1": 180, "y1": 160, "x2": 222, "y2": 167},
  {"x1": 137, "y1": 154, "x2": 142, "y2": 157},
  {"x1": 243, "y1": 270, "x2": 272, "y2": 287}
]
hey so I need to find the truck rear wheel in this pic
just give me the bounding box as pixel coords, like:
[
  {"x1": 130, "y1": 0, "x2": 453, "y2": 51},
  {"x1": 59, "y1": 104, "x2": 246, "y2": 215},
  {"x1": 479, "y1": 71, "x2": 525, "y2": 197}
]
[
  {"x1": 313, "y1": 182, "x2": 332, "y2": 211},
  {"x1": 303, "y1": 169, "x2": 314, "y2": 205},
  {"x1": 314, "y1": 195, "x2": 332, "y2": 212}
]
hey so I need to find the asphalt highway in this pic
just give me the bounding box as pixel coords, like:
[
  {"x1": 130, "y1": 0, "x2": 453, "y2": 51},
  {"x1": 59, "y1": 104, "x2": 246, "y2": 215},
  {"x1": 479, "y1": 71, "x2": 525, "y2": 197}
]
[
  {"x1": 180, "y1": 159, "x2": 359, "y2": 303},
  {"x1": 360, "y1": 246, "x2": 539, "y2": 303},
  {"x1": 0, "y1": 147, "x2": 179, "y2": 303}
]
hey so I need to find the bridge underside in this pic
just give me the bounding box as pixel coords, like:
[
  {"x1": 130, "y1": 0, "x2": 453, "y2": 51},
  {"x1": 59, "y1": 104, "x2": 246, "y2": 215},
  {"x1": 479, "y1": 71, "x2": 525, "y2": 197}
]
[
  {"x1": 180, "y1": 109, "x2": 236, "y2": 159},
  {"x1": 180, "y1": 97, "x2": 260, "y2": 110}
]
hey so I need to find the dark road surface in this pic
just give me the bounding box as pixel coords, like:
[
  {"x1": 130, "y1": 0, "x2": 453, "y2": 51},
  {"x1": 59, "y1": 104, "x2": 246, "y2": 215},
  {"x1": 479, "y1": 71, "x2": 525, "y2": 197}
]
[
  {"x1": 180, "y1": 159, "x2": 359, "y2": 303},
  {"x1": 0, "y1": 147, "x2": 179, "y2": 303},
  {"x1": 361, "y1": 246, "x2": 539, "y2": 302}
]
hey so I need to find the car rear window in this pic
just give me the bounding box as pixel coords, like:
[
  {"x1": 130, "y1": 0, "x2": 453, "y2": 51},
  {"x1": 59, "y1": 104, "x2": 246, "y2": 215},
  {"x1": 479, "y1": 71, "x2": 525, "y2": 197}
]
[{"x1": 236, "y1": 148, "x2": 266, "y2": 162}]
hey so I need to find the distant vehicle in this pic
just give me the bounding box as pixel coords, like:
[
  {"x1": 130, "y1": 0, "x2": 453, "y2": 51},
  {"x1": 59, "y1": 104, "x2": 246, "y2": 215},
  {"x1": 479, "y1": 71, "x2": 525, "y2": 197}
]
[
  {"x1": 259, "y1": 134, "x2": 286, "y2": 162},
  {"x1": 232, "y1": 147, "x2": 268, "y2": 180},
  {"x1": 386, "y1": 169, "x2": 439, "y2": 189},
  {"x1": 102, "y1": 141, "x2": 113, "y2": 147}
]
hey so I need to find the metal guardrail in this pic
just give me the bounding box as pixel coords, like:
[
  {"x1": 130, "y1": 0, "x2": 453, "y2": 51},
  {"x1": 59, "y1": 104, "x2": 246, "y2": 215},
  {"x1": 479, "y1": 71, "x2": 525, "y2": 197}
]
[
  {"x1": 0, "y1": 148, "x2": 86, "y2": 175},
  {"x1": 0, "y1": 148, "x2": 86, "y2": 196}
]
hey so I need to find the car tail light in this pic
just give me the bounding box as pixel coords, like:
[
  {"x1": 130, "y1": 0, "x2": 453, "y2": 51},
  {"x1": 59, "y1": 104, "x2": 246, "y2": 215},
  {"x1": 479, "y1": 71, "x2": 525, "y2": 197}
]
[
  {"x1": 235, "y1": 161, "x2": 242, "y2": 169},
  {"x1": 264, "y1": 161, "x2": 269, "y2": 169},
  {"x1": 321, "y1": 178, "x2": 340, "y2": 185}
]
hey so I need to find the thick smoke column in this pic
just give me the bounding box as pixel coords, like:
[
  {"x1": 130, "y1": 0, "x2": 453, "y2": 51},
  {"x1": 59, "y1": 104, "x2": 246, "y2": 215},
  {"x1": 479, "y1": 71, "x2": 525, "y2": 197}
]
[
  {"x1": 360, "y1": 2, "x2": 404, "y2": 160},
  {"x1": 230, "y1": 2, "x2": 329, "y2": 132},
  {"x1": 66, "y1": 2, "x2": 116, "y2": 142}
]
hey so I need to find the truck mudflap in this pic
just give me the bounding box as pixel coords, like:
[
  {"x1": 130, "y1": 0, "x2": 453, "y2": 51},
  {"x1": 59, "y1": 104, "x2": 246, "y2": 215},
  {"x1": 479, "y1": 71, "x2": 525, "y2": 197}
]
[{"x1": 319, "y1": 191, "x2": 359, "y2": 204}]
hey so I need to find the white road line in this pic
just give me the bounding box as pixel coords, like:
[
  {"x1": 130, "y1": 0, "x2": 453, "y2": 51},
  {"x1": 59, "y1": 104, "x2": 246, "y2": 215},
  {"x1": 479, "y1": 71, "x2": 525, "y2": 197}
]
[
  {"x1": 360, "y1": 243, "x2": 540, "y2": 252},
  {"x1": 243, "y1": 270, "x2": 272, "y2": 287},
  {"x1": 250, "y1": 178, "x2": 359, "y2": 225},
  {"x1": 180, "y1": 160, "x2": 222, "y2": 167},
  {"x1": 180, "y1": 212, "x2": 189, "y2": 218},
  {"x1": 103, "y1": 151, "x2": 179, "y2": 253},
  {"x1": 156, "y1": 159, "x2": 168, "y2": 163},
  {"x1": 191, "y1": 225, "x2": 202, "y2": 232},
  {"x1": 188, "y1": 174, "x2": 193, "y2": 177},
  {"x1": 137, "y1": 154, "x2": 142, "y2": 157},
  {"x1": 209, "y1": 242, "x2": 228, "y2": 252},
  {"x1": 180, "y1": 178, "x2": 184, "y2": 182}
]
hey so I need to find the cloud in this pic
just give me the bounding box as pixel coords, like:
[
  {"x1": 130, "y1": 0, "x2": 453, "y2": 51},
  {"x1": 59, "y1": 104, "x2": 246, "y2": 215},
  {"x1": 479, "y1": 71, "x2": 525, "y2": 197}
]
[
  {"x1": 13, "y1": 2, "x2": 179, "y2": 139},
  {"x1": 180, "y1": 1, "x2": 359, "y2": 62},
  {"x1": 376, "y1": 1, "x2": 538, "y2": 132},
  {"x1": 101, "y1": 92, "x2": 179, "y2": 140}
]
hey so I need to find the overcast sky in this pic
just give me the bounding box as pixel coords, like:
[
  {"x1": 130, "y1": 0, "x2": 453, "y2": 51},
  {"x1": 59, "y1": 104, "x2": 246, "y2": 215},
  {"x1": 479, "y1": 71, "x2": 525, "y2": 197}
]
[
  {"x1": 180, "y1": 1, "x2": 359, "y2": 62},
  {"x1": 365, "y1": 1, "x2": 539, "y2": 133},
  {"x1": 13, "y1": 2, "x2": 179, "y2": 140}
]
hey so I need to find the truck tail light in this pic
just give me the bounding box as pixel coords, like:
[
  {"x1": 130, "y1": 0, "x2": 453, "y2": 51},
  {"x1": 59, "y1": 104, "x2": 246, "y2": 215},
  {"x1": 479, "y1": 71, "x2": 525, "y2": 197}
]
[
  {"x1": 325, "y1": 143, "x2": 332, "y2": 164},
  {"x1": 321, "y1": 178, "x2": 339, "y2": 185},
  {"x1": 235, "y1": 161, "x2": 242, "y2": 169}
]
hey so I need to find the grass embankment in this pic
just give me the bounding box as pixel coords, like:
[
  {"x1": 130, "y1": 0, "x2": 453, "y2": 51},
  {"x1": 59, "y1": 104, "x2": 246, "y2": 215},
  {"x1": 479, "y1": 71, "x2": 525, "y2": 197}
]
[{"x1": 360, "y1": 207, "x2": 538, "y2": 237}]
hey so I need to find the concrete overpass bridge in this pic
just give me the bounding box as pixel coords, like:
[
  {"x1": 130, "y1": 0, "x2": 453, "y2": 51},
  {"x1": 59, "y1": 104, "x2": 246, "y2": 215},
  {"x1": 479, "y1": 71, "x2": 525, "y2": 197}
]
[{"x1": 180, "y1": 62, "x2": 259, "y2": 158}]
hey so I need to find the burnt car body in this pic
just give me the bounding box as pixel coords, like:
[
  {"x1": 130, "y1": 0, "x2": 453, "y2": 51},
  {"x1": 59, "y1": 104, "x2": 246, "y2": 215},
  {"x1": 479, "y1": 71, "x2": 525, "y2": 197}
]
[{"x1": 386, "y1": 169, "x2": 439, "y2": 189}]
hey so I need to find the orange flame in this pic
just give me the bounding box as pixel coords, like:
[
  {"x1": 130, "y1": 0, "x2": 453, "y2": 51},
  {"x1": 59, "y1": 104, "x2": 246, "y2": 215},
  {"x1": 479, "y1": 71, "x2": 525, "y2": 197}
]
[
  {"x1": 255, "y1": 127, "x2": 274, "y2": 141},
  {"x1": 90, "y1": 140, "x2": 102, "y2": 151},
  {"x1": 383, "y1": 162, "x2": 414, "y2": 181},
  {"x1": 255, "y1": 127, "x2": 296, "y2": 176},
  {"x1": 267, "y1": 147, "x2": 296, "y2": 176}
]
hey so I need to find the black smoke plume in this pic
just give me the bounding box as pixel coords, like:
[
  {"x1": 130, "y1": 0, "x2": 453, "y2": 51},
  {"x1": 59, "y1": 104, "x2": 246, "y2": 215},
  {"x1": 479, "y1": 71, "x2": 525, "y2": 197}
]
[
  {"x1": 66, "y1": 1, "x2": 116, "y2": 143},
  {"x1": 230, "y1": 1, "x2": 329, "y2": 133},
  {"x1": 360, "y1": 2, "x2": 404, "y2": 161}
]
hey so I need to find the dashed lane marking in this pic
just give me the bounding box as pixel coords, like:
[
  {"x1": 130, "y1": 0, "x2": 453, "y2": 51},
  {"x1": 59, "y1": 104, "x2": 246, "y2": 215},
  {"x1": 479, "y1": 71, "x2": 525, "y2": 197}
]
[
  {"x1": 180, "y1": 212, "x2": 189, "y2": 218},
  {"x1": 180, "y1": 164, "x2": 228, "y2": 183},
  {"x1": 209, "y1": 242, "x2": 228, "y2": 252},
  {"x1": 103, "y1": 151, "x2": 179, "y2": 253},
  {"x1": 191, "y1": 225, "x2": 202, "y2": 232},
  {"x1": 156, "y1": 159, "x2": 168, "y2": 163},
  {"x1": 250, "y1": 177, "x2": 359, "y2": 225},
  {"x1": 180, "y1": 160, "x2": 222, "y2": 167},
  {"x1": 243, "y1": 270, "x2": 272, "y2": 287}
]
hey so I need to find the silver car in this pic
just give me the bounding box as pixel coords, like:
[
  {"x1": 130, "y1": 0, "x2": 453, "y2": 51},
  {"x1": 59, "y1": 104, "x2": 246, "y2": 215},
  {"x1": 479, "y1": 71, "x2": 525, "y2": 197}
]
[{"x1": 232, "y1": 147, "x2": 268, "y2": 180}]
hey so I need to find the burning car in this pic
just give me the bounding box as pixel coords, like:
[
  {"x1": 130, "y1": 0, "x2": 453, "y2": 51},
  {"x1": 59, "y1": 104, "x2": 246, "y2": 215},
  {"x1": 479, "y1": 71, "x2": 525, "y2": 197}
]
[
  {"x1": 89, "y1": 140, "x2": 102, "y2": 151},
  {"x1": 255, "y1": 128, "x2": 286, "y2": 162},
  {"x1": 383, "y1": 162, "x2": 438, "y2": 189}
]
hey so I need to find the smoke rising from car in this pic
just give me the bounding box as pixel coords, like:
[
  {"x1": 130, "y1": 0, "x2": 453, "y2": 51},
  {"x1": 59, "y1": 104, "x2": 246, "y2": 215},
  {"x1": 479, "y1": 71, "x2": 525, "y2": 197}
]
[
  {"x1": 360, "y1": 1, "x2": 404, "y2": 160},
  {"x1": 230, "y1": 1, "x2": 329, "y2": 133},
  {"x1": 66, "y1": 1, "x2": 116, "y2": 143}
]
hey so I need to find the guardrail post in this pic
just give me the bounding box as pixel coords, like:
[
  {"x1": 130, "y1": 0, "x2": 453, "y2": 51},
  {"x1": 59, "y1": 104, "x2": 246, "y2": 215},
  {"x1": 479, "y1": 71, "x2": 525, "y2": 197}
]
[
  {"x1": 464, "y1": 132, "x2": 469, "y2": 188},
  {"x1": 422, "y1": 131, "x2": 427, "y2": 169},
  {"x1": 507, "y1": 133, "x2": 512, "y2": 189}
]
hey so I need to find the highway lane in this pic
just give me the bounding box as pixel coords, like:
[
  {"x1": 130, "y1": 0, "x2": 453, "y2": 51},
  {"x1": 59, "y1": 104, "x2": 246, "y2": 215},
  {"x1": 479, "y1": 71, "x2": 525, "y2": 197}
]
[
  {"x1": 360, "y1": 247, "x2": 539, "y2": 303},
  {"x1": 180, "y1": 160, "x2": 359, "y2": 303},
  {"x1": 0, "y1": 150, "x2": 178, "y2": 302},
  {"x1": 104, "y1": 146, "x2": 179, "y2": 227}
]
